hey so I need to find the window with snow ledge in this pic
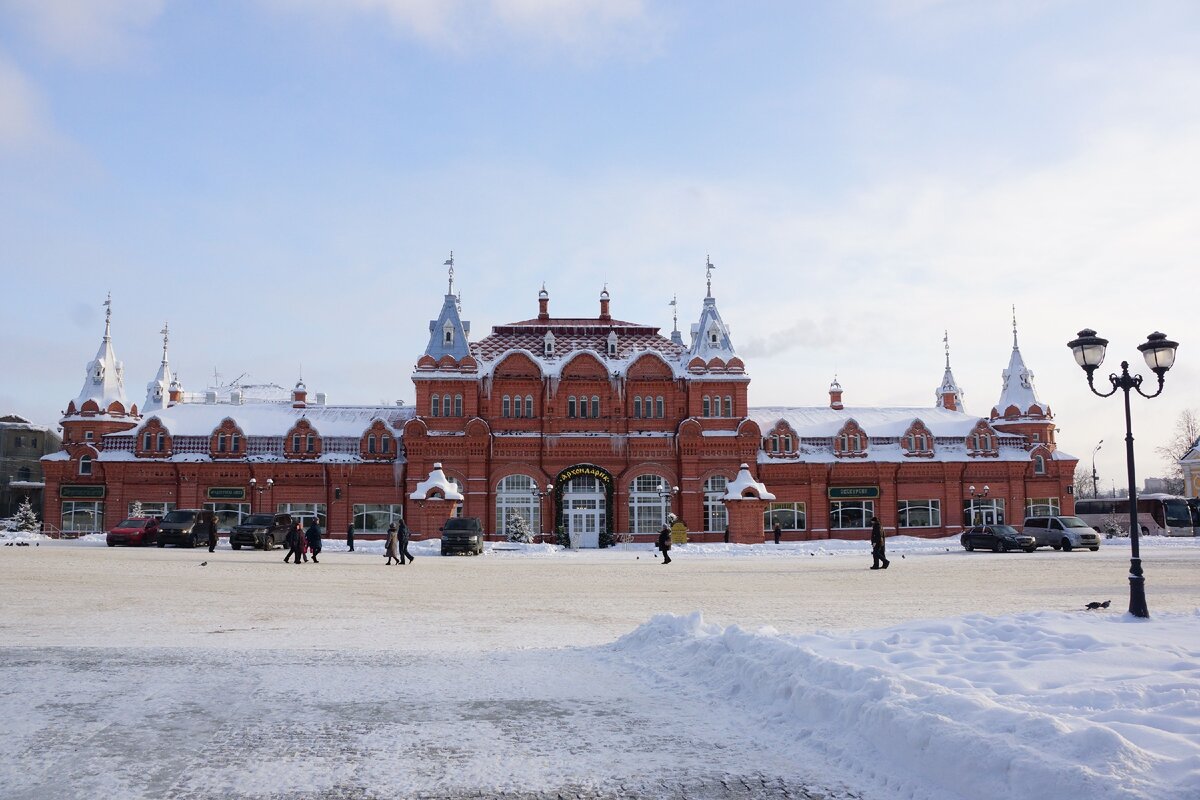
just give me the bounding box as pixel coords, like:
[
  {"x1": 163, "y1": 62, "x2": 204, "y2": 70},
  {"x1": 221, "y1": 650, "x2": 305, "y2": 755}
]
[
  {"x1": 79, "y1": 455, "x2": 93, "y2": 475},
  {"x1": 834, "y1": 422, "x2": 868, "y2": 458},
  {"x1": 1034, "y1": 454, "x2": 1046, "y2": 474}
]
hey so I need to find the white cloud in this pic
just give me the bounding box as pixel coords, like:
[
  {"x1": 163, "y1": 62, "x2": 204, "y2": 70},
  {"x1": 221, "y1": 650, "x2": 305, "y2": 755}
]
[
  {"x1": 0, "y1": 54, "x2": 55, "y2": 151},
  {"x1": 0, "y1": 0, "x2": 165, "y2": 63}
]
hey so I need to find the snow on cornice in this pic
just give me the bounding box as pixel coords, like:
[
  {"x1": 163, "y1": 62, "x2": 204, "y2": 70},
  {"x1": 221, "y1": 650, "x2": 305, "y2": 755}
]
[
  {"x1": 748, "y1": 406, "x2": 985, "y2": 438},
  {"x1": 120, "y1": 402, "x2": 414, "y2": 438}
]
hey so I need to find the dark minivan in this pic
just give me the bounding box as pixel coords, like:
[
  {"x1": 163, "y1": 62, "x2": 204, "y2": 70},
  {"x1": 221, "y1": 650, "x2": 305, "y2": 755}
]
[
  {"x1": 230, "y1": 512, "x2": 318, "y2": 550},
  {"x1": 156, "y1": 509, "x2": 204, "y2": 548},
  {"x1": 440, "y1": 517, "x2": 484, "y2": 556}
]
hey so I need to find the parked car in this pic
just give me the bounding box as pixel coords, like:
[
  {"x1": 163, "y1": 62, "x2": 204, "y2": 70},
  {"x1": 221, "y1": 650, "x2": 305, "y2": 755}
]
[
  {"x1": 441, "y1": 517, "x2": 484, "y2": 556},
  {"x1": 156, "y1": 509, "x2": 204, "y2": 548},
  {"x1": 106, "y1": 517, "x2": 160, "y2": 547},
  {"x1": 1022, "y1": 516, "x2": 1102, "y2": 551},
  {"x1": 229, "y1": 513, "x2": 281, "y2": 550},
  {"x1": 960, "y1": 524, "x2": 1035, "y2": 553}
]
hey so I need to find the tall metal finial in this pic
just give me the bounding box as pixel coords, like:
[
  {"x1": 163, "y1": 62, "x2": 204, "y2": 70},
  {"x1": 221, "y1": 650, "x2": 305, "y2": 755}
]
[
  {"x1": 705, "y1": 255, "x2": 715, "y2": 298},
  {"x1": 944, "y1": 330, "x2": 951, "y2": 370},
  {"x1": 160, "y1": 322, "x2": 170, "y2": 363},
  {"x1": 456, "y1": 291, "x2": 462, "y2": 314},
  {"x1": 212, "y1": 366, "x2": 222, "y2": 388},
  {"x1": 1012, "y1": 304, "x2": 1018, "y2": 349},
  {"x1": 444, "y1": 251, "x2": 455, "y2": 294},
  {"x1": 669, "y1": 294, "x2": 678, "y2": 333},
  {"x1": 102, "y1": 292, "x2": 112, "y2": 339}
]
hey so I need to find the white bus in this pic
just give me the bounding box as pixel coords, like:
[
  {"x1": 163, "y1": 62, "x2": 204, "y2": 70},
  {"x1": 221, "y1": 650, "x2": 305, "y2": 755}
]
[{"x1": 1073, "y1": 494, "x2": 1196, "y2": 537}]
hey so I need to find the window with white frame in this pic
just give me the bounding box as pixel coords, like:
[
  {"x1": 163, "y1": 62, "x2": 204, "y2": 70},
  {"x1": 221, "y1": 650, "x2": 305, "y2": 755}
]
[
  {"x1": 128, "y1": 501, "x2": 173, "y2": 517},
  {"x1": 962, "y1": 498, "x2": 1005, "y2": 525},
  {"x1": 442, "y1": 395, "x2": 451, "y2": 417},
  {"x1": 633, "y1": 397, "x2": 642, "y2": 418},
  {"x1": 1034, "y1": 455, "x2": 1046, "y2": 474},
  {"x1": 568, "y1": 396, "x2": 577, "y2": 418},
  {"x1": 704, "y1": 474, "x2": 729, "y2": 532},
  {"x1": 353, "y1": 503, "x2": 403, "y2": 533},
  {"x1": 79, "y1": 455, "x2": 93, "y2": 475},
  {"x1": 204, "y1": 502, "x2": 250, "y2": 530},
  {"x1": 724, "y1": 396, "x2": 733, "y2": 417},
  {"x1": 591, "y1": 396, "x2": 600, "y2": 418},
  {"x1": 455, "y1": 394, "x2": 463, "y2": 417},
  {"x1": 764, "y1": 502, "x2": 806, "y2": 531},
  {"x1": 655, "y1": 396, "x2": 664, "y2": 418},
  {"x1": 830, "y1": 500, "x2": 874, "y2": 529},
  {"x1": 524, "y1": 396, "x2": 533, "y2": 417},
  {"x1": 275, "y1": 503, "x2": 328, "y2": 528},
  {"x1": 496, "y1": 474, "x2": 541, "y2": 537},
  {"x1": 430, "y1": 395, "x2": 440, "y2": 417},
  {"x1": 629, "y1": 474, "x2": 671, "y2": 534},
  {"x1": 502, "y1": 395, "x2": 511, "y2": 417},
  {"x1": 898, "y1": 499, "x2": 941, "y2": 528},
  {"x1": 702, "y1": 396, "x2": 711, "y2": 417},
  {"x1": 61, "y1": 501, "x2": 103, "y2": 532},
  {"x1": 1024, "y1": 497, "x2": 1060, "y2": 518}
]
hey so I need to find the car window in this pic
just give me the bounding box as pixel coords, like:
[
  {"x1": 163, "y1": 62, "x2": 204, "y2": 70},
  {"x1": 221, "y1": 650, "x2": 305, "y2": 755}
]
[
  {"x1": 991, "y1": 526, "x2": 1019, "y2": 536},
  {"x1": 162, "y1": 510, "x2": 196, "y2": 523},
  {"x1": 244, "y1": 514, "x2": 275, "y2": 526},
  {"x1": 1060, "y1": 517, "x2": 1090, "y2": 528},
  {"x1": 116, "y1": 519, "x2": 146, "y2": 528}
]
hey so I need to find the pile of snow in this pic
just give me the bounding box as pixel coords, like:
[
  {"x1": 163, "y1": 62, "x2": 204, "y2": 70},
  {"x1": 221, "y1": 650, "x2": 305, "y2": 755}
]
[{"x1": 608, "y1": 610, "x2": 1200, "y2": 800}]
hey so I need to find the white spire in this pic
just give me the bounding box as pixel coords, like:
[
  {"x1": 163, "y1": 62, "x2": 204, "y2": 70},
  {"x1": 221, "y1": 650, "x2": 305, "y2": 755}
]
[
  {"x1": 993, "y1": 308, "x2": 1047, "y2": 418},
  {"x1": 143, "y1": 322, "x2": 174, "y2": 412},
  {"x1": 936, "y1": 330, "x2": 965, "y2": 412},
  {"x1": 686, "y1": 255, "x2": 737, "y2": 362},
  {"x1": 73, "y1": 292, "x2": 129, "y2": 415}
]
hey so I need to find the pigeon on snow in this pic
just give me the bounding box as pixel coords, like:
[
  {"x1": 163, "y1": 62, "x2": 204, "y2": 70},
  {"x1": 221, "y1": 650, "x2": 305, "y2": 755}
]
[
  {"x1": 199, "y1": 561, "x2": 208, "y2": 567},
  {"x1": 1084, "y1": 600, "x2": 1111, "y2": 610}
]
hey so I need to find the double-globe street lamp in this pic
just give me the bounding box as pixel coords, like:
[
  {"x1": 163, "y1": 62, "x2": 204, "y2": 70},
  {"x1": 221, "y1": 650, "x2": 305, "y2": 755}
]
[
  {"x1": 249, "y1": 477, "x2": 274, "y2": 512},
  {"x1": 530, "y1": 481, "x2": 554, "y2": 541},
  {"x1": 967, "y1": 485, "x2": 990, "y2": 526},
  {"x1": 1092, "y1": 440, "x2": 1103, "y2": 498},
  {"x1": 657, "y1": 482, "x2": 680, "y2": 521},
  {"x1": 1067, "y1": 328, "x2": 1179, "y2": 618}
]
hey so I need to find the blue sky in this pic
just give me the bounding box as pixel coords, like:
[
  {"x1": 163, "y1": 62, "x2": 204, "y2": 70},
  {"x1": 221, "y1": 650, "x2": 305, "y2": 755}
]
[{"x1": 2, "y1": 0, "x2": 1198, "y2": 489}]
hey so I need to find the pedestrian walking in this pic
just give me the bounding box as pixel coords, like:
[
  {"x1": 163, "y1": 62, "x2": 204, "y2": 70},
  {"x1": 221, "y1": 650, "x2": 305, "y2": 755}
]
[
  {"x1": 657, "y1": 516, "x2": 673, "y2": 565},
  {"x1": 870, "y1": 516, "x2": 890, "y2": 570},
  {"x1": 284, "y1": 520, "x2": 303, "y2": 564},
  {"x1": 723, "y1": 524, "x2": 730, "y2": 544},
  {"x1": 385, "y1": 522, "x2": 400, "y2": 565},
  {"x1": 345, "y1": 522, "x2": 355, "y2": 552},
  {"x1": 773, "y1": 521, "x2": 782, "y2": 545},
  {"x1": 205, "y1": 510, "x2": 219, "y2": 553},
  {"x1": 398, "y1": 518, "x2": 414, "y2": 564},
  {"x1": 305, "y1": 518, "x2": 323, "y2": 564}
]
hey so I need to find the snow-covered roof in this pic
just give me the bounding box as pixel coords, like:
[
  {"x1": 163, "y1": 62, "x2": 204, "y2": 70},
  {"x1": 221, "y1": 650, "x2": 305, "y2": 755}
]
[
  {"x1": 723, "y1": 463, "x2": 775, "y2": 501},
  {"x1": 761, "y1": 441, "x2": 1036, "y2": 465},
  {"x1": 143, "y1": 324, "x2": 174, "y2": 413},
  {"x1": 122, "y1": 401, "x2": 414, "y2": 438},
  {"x1": 992, "y1": 319, "x2": 1047, "y2": 417},
  {"x1": 410, "y1": 462, "x2": 465, "y2": 501},
  {"x1": 425, "y1": 292, "x2": 472, "y2": 361},
  {"x1": 749, "y1": 406, "x2": 986, "y2": 438},
  {"x1": 468, "y1": 328, "x2": 686, "y2": 378},
  {"x1": 73, "y1": 299, "x2": 128, "y2": 413},
  {"x1": 685, "y1": 295, "x2": 737, "y2": 363}
]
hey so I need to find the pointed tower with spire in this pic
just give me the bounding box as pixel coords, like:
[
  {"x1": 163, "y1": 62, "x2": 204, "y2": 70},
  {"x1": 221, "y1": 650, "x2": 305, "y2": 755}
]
[
  {"x1": 143, "y1": 322, "x2": 174, "y2": 413},
  {"x1": 685, "y1": 255, "x2": 739, "y2": 366},
  {"x1": 990, "y1": 308, "x2": 1056, "y2": 448},
  {"x1": 422, "y1": 251, "x2": 472, "y2": 362},
  {"x1": 61, "y1": 293, "x2": 139, "y2": 448},
  {"x1": 936, "y1": 331, "x2": 965, "y2": 412},
  {"x1": 683, "y1": 255, "x2": 749, "y2": 425}
]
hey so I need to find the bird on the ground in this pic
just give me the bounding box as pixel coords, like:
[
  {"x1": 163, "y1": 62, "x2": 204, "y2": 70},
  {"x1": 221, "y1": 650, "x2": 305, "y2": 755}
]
[
  {"x1": 1084, "y1": 600, "x2": 1111, "y2": 610},
  {"x1": 199, "y1": 561, "x2": 208, "y2": 567},
  {"x1": 902, "y1": 554, "x2": 906, "y2": 559}
]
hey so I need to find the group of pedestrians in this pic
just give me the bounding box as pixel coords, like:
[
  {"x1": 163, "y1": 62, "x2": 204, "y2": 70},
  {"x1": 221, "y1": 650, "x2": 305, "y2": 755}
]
[
  {"x1": 384, "y1": 519, "x2": 414, "y2": 565},
  {"x1": 284, "y1": 518, "x2": 323, "y2": 564}
]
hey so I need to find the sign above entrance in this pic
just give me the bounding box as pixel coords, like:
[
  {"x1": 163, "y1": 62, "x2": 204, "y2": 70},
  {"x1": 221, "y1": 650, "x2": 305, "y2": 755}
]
[
  {"x1": 207, "y1": 487, "x2": 246, "y2": 500},
  {"x1": 558, "y1": 465, "x2": 612, "y2": 485},
  {"x1": 828, "y1": 486, "x2": 880, "y2": 500},
  {"x1": 60, "y1": 485, "x2": 105, "y2": 499}
]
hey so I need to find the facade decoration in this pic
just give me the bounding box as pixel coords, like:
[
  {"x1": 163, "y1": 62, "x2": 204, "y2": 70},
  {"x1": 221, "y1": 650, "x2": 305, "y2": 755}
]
[{"x1": 41, "y1": 263, "x2": 1078, "y2": 544}]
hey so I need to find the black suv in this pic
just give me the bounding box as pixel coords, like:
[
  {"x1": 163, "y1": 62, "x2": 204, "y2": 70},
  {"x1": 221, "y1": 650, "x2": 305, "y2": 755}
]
[
  {"x1": 230, "y1": 512, "x2": 318, "y2": 550},
  {"x1": 440, "y1": 517, "x2": 484, "y2": 556},
  {"x1": 156, "y1": 509, "x2": 203, "y2": 548}
]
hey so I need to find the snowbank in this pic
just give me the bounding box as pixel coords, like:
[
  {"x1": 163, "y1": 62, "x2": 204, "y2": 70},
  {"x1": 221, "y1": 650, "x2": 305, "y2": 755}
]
[{"x1": 608, "y1": 610, "x2": 1200, "y2": 800}]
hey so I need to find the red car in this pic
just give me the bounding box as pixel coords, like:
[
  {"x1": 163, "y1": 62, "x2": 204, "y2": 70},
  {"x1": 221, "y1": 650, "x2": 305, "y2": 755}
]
[{"x1": 106, "y1": 517, "x2": 160, "y2": 547}]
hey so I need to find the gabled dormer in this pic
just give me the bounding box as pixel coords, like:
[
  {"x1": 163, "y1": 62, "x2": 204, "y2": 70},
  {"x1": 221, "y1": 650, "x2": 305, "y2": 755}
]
[
  {"x1": 967, "y1": 420, "x2": 999, "y2": 457},
  {"x1": 136, "y1": 417, "x2": 173, "y2": 458},
  {"x1": 763, "y1": 420, "x2": 797, "y2": 456},
  {"x1": 360, "y1": 420, "x2": 396, "y2": 460},
  {"x1": 834, "y1": 420, "x2": 868, "y2": 458},
  {"x1": 902, "y1": 420, "x2": 934, "y2": 457},
  {"x1": 284, "y1": 419, "x2": 321, "y2": 459},
  {"x1": 210, "y1": 418, "x2": 246, "y2": 459}
]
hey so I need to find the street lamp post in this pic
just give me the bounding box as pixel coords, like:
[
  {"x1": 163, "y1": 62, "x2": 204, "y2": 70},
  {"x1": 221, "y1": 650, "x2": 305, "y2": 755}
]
[
  {"x1": 967, "y1": 484, "x2": 990, "y2": 526},
  {"x1": 249, "y1": 477, "x2": 274, "y2": 512},
  {"x1": 1067, "y1": 328, "x2": 1180, "y2": 618},
  {"x1": 657, "y1": 482, "x2": 680, "y2": 521},
  {"x1": 1091, "y1": 440, "x2": 1103, "y2": 498},
  {"x1": 530, "y1": 482, "x2": 554, "y2": 542}
]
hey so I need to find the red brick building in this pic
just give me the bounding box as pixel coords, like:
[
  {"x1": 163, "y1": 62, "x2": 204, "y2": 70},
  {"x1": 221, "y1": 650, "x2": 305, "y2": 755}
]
[{"x1": 42, "y1": 277, "x2": 1076, "y2": 543}]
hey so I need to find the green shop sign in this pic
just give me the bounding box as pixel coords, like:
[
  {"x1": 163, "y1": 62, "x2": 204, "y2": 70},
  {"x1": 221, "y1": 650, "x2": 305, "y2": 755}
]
[
  {"x1": 206, "y1": 487, "x2": 246, "y2": 500},
  {"x1": 60, "y1": 485, "x2": 106, "y2": 499},
  {"x1": 828, "y1": 486, "x2": 880, "y2": 500}
]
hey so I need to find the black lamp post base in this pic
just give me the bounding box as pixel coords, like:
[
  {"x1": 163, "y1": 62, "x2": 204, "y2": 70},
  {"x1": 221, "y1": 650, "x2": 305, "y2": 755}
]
[{"x1": 1128, "y1": 559, "x2": 1149, "y2": 618}]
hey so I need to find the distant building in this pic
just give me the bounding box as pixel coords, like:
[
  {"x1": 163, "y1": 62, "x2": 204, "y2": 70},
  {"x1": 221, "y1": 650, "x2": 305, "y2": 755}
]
[
  {"x1": 1180, "y1": 440, "x2": 1200, "y2": 499},
  {"x1": 0, "y1": 415, "x2": 62, "y2": 519},
  {"x1": 41, "y1": 266, "x2": 1077, "y2": 542}
]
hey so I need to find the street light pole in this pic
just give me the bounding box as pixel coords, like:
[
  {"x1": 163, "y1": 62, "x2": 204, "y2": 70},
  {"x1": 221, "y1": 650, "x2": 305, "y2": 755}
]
[
  {"x1": 1091, "y1": 440, "x2": 1103, "y2": 498},
  {"x1": 967, "y1": 484, "x2": 990, "y2": 526},
  {"x1": 1068, "y1": 329, "x2": 1179, "y2": 618},
  {"x1": 530, "y1": 482, "x2": 553, "y2": 542}
]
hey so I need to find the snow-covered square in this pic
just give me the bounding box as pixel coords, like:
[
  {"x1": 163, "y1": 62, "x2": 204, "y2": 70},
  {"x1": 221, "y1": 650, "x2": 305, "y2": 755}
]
[{"x1": 1, "y1": 535, "x2": 1197, "y2": 799}]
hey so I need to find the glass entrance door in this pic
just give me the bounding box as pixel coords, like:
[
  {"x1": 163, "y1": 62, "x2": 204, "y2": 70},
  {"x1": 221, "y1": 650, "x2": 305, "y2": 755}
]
[{"x1": 564, "y1": 475, "x2": 605, "y2": 548}]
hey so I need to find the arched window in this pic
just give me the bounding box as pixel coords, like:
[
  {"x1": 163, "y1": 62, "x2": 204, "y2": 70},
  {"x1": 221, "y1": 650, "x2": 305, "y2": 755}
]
[
  {"x1": 496, "y1": 474, "x2": 541, "y2": 537},
  {"x1": 702, "y1": 396, "x2": 711, "y2": 417},
  {"x1": 431, "y1": 395, "x2": 441, "y2": 417},
  {"x1": 525, "y1": 396, "x2": 534, "y2": 417},
  {"x1": 724, "y1": 396, "x2": 733, "y2": 417},
  {"x1": 629, "y1": 474, "x2": 671, "y2": 534},
  {"x1": 783, "y1": 435, "x2": 793, "y2": 452},
  {"x1": 292, "y1": 434, "x2": 302, "y2": 451},
  {"x1": 704, "y1": 474, "x2": 728, "y2": 532},
  {"x1": 633, "y1": 397, "x2": 642, "y2": 418},
  {"x1": 305, "y1": 434, "x2": 315, "y2": 453},
  {"x1": 368, "y1": 434, "x2": 377, "y2": 454},
  {"x1": 231, "y1": 433, "x2": 241, "y2": 453},
  {"x1": 17, "y1": 466, "x2": 32, "y2": 482},
  {"x1": 381, "y1": 435, "x2": 391, "y2": 453},
  {"x1": 79, "y1": 455, "x2": 93, "y2": 476},
  {"x1": 502, "y1": 396, "x2": 511, "y2": 418},
  {"x1": 656, "y1": 396, "x2": 664, "y2": 418},
  {"x1": 143, "y1": 432, "x2": 152, "y2": 450},
  {"x1": 1034, "y1": 455, "x2": 1046, "y2": 474},
  {"x1": 591, "y1": 396, "x2": 600, "y2": 418},
  {"x1": 156, "y1": 432, "x2": 165, "y2": 451},
  {"x1": 217, "y1": 433, "x2": 228, "y2": 453},
  {"x1": 568, "y1": 396, "x2": 577, "y2": 418},
  {"x1": 442, "y1": 395, "x2": 451, "y2": 417},
  {"x1": 454, "y1": 394, "x2": 463, "y2": 417}
]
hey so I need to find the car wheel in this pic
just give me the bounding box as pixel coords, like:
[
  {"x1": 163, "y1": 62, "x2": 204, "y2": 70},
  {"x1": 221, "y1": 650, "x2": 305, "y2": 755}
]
[
  {"x1": 1024, "y1": 547, "x2": 1036, "y2": 553},
  {"x1": 157, "y1": 542, "x2": 165, "y2": 548},
  {"x1": 1089, "y1": 546, "x2": 1099, "y2": 551},
  {"x1": 1061, "y1": 539, "x2": 1073, "y2": 552},
  {"x1": 107, "y1": 541, "x2": 115, "y2": 547},
  {"x1": 1051, "y1": 544, "x2": 1061, "y2": 551},
  {"x1": 964, "y1": 542, "x2": 974, "y2": 551},
  {"x1": 998, "y1": 541, "x2": 1009, "y2": 553},
  {"x1": 231, "y1": 543, "x2": 241, "y2": 551},
  {"x1": 266, "y1": 535, "x2": 275, "y2": 551}
]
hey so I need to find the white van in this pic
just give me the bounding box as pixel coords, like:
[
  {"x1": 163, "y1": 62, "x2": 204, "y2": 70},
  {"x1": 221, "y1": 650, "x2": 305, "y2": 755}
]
[{"x1": 1022, "y1": 516, "x2": 1102, "y2": 552}]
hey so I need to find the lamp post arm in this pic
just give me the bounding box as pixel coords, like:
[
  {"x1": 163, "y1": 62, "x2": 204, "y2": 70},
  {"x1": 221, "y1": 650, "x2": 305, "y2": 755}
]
[
  {"x1": 1086, "y1": 368, "x2": 1120, "y2": 399},
  {"x1": 1133, "y1": 370, "x2": 1166, "y2": 400}
]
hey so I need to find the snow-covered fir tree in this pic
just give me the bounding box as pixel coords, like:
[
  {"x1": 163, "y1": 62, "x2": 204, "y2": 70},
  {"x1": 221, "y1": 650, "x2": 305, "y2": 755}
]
[
  {"x1": 13, "y1": 496, "x2": 39, "y2": 532},
  {"x1": 505, "y1": 511, "x2": 533, "y2": 543},
  {"x1": 130, "y1": 500, "x2": 144, "y2": 518}
]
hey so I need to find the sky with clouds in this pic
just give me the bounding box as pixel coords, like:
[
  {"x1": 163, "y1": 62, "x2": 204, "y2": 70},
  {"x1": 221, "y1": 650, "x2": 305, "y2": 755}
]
[{"x1": 2, "y1": 0, "x2": 1198, "y2": 490}]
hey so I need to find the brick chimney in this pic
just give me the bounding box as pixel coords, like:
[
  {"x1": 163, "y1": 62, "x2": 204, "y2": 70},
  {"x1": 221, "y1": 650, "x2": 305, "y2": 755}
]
[
  {"x1": 829, "y1": 377, "x2": 844, "y2": 411},
  {"x1": 599, "y1": 287, "x2": 611, "y2": 321},
  {"x1": 538, "y1": 286, "x2": 549, "y2": 321},
  {"x1": 292, "y1": 379, "x2": 307, "y2": 408}
]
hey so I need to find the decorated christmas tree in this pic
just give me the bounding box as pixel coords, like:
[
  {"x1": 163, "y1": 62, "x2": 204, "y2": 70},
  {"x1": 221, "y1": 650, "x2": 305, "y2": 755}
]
[
  {"x1": 505, "y1": 511, "x2": 533, "y2": 543},
  {"x1": 130, "y1": 500, "x2": 144, "y2": 518},
  {"x1": 13, "y1": 496, "x2": 39, "y2": 532}
]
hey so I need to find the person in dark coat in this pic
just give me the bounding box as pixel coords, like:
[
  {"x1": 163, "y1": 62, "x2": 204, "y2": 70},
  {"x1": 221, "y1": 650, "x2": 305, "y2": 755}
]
[
  {"x1": 284, "y1": 520, "x2": 304, "y2": 564},
  {"x1": 723, "y1": 524, "x2": 730, "y2": 544},
  {"x1": 773, "y1": 522, "x2": 782, "y2": 545},
  {"x1": 656, "y1": 517, "x2": 673, "y2": 565},
  {"x1": 870, "y1": 516, "x2": 890, "y2": 570},
  {"x1": 305, "y1": 519, "x2": 322, "y2": 564},
  {"x1": 384, "y1": 522, "x2": 400, "y2": 565},
  {"x1": 345, "y1": 522, "x2": 355, "y2": 552},
  {"x1": 205, "y1": 511, "x2": 219, "y2": 553},
  {"x1": 398, "y1": 518, "x2": 414, "y2": 564}
]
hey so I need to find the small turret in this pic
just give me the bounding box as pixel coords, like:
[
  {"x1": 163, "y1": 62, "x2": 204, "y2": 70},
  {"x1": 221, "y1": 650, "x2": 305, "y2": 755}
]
[
  {"x1": 292, "y1": 378, "x2": 307, "y2": 408},
  {"x1": 829, "y1": 377, "x2": 844, "y2": 410},
  {"x1": 936, "y1": 331, "x2": 965, "y2": 412},
  {"x1": 144, "y1": 322, "x2": 174, "y2": 413},
  {"x1": 538, "y1": 285, "x2": 550, "y2": 320},
  {"x1": 599, "y1": 287, "x2": 611, "y2": 320}
]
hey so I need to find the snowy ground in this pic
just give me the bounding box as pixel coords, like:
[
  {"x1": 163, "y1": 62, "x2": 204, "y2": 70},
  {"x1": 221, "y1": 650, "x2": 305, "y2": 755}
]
[{"x1": 1, "y1": 536, "x2": 1198, "y2": 799}]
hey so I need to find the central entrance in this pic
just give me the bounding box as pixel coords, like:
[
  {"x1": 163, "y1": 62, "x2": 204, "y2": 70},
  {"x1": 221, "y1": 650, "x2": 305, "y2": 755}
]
[{"x1": 556, "y1": 464, "x2": 613, "y2": 548}]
